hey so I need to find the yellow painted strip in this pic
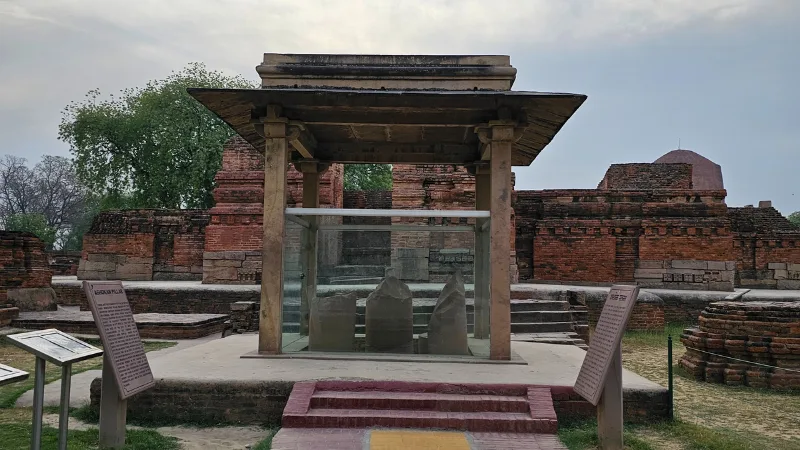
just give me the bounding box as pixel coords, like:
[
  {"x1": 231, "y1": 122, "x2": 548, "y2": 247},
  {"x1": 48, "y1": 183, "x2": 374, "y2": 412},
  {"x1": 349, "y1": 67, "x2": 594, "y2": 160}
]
[{"x1": 370, "y1": 430, "x2": 471, "y2": 450}]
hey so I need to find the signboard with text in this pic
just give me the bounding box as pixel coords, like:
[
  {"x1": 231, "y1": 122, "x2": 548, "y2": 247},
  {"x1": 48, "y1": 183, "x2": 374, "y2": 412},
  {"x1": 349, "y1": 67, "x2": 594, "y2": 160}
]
[
  {"x1": 574, "y1": 284, "x2": 639, "y2": 406},
  {"x1": 83, "y1": 281, "x2": 154, "y2": 399}
]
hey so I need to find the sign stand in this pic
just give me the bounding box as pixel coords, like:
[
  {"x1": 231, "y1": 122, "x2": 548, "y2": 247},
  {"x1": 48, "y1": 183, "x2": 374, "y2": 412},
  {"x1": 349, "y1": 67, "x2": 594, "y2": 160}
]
[
  {"x1": 597, "y1": 347, "x2": 623, "y2": 449},
  {"x1": 99, "y1": 354, "x2": 127, "y2": 447},
  {"x1": 7, "y1": 329, "x2": 103, "y2": 450},
  {"x1": 83, "y1": 280, "x2": 156, "y2": 449},
  {"x1": 573, "y1": 284, "x2": 639, "y2": 450}
]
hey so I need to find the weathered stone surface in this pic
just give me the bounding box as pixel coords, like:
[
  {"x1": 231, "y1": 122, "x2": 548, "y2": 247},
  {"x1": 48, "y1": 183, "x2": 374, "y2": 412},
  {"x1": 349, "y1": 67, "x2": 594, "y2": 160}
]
[
  {"x1": 309, "y1": 293, "x2": 357, "y2": 352},
  {"x1": 365, "y1": 276, "x2": 413, "y2": 353},
  {"x1": 0, "y1": 306, "x2": 20, "y2": 326},
  {"x1": 8, "y1": 288, "x2": 57, "y2": 312},
  {"x1": 427, "y1": 272, "x2": 468, "y2": 355}
]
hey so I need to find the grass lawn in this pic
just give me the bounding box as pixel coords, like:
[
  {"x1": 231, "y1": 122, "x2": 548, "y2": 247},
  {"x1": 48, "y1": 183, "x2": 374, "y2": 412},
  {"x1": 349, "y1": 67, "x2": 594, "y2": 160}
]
[
  {"x1": 0, "y1": 334, "x2": 177, "y2": 449},
  {"x1": 559, "y1": 323, "x2": 800, "y2": 449}
]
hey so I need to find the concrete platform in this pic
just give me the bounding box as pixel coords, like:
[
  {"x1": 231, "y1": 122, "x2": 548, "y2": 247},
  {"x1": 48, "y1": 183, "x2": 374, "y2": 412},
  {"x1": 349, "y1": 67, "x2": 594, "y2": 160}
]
[
  {"x1": 75, "y1": 333, "x2": 667, "y2": 425},
  {"x1": 11, "y1": 310, "x2": 228, "y2": 339}
]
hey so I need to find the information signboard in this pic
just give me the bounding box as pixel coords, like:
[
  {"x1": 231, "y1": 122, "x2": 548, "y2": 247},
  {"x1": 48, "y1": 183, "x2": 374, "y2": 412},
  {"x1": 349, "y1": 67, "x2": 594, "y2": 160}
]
[
  {"x1": 83, "y1": 281, "x2": 154, "y2": 400},
  {"x1": 0, "y1": 363, "x2": 28, "y2": 386},
  {"x1": 7, "y1": 329, "x2": 103, "y2": 366},
  {"x1": 574, "y1": 284, "x2": 639, "y2": 406}
]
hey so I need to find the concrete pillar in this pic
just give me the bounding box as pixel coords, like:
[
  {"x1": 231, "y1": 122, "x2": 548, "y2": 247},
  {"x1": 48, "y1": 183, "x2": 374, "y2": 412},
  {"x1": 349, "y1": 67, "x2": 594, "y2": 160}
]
[
  {"x1": 259, "y1": 106, "x2": 288, "y2": 354},
  {"x1": 489, "y1": 124, "x2": 513, "y2": 360}
]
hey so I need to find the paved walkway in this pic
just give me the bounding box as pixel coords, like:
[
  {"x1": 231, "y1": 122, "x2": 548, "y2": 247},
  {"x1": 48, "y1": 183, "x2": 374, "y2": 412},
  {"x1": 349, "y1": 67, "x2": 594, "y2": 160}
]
[{"x1": 271, "y1": 429, "x2": 566, "y2": 450}]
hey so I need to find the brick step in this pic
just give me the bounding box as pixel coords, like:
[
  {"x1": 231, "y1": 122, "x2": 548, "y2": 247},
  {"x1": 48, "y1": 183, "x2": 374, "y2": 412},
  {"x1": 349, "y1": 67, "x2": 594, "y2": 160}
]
[
  {"x1": 285, "y1": 408, "x2": 556, "y2": 433},
  {"x1": 511, "y1": 311, "x2": 573, "y2": 323},
  {"x1": 511, "y1": 300, "x2": 570, "y2": 312},
  {"x1": 310, "y1": 390, "x2": 528, "y2": 413},
  {"x1": 511, "y1": 322, "x2": 574, "y2": 334}
]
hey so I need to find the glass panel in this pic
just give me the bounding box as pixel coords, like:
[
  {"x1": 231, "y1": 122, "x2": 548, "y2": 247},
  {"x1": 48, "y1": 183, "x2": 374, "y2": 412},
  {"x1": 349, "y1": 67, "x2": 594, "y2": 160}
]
[{"x1": 281, "y1": 214, "x2": 485, "y2": 358}]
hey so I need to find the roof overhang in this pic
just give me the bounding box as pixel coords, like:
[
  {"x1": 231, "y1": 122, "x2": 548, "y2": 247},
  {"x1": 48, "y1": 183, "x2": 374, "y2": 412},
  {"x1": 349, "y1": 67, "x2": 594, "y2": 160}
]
[{"x1": 188, "y1": 88, "x2": 586, "y2": 166}]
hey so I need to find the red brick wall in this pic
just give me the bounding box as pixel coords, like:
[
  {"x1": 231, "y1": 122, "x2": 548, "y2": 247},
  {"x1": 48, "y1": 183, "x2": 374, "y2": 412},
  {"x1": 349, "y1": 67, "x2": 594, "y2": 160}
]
[
  {"x1": 0, "y1": 231, "x2": 52, "y2": 303},
  {"x1": 598, "y1": 163, "x2": 693, "y2": 190},
  {"x1": 515, "y1": 189, "x2": 731, "y2": 284}
]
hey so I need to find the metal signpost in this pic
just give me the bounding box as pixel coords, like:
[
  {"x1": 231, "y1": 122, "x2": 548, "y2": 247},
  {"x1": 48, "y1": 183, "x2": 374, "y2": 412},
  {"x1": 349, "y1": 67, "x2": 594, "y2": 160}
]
[
  {"x1": 7, "y1": 329, "x2": 103, "y2": 450},
  {"x1": 83, "y1": 280, "x2": 155, "y2": 449},
  {"x1": 574, "y1": 285, "x2": 640, "y2": 450}
]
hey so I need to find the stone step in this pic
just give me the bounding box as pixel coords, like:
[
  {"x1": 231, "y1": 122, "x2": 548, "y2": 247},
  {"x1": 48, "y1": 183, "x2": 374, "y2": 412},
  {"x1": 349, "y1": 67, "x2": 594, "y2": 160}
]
[
  {"x1": 511, "y1": 332, "x2": 588, "y2": 350},
  {"x1": 285, "y1": 408, "x2": 557, "y2": 433},
  {"x1": 511, "y1": 322, "x2": 574, "y2": 334},
  {"x1": 511, "y1": 311, "x2": 573, "y2": 323},
  {"x1": 511, "y1": 300, "x2": 570, "y2": 312},
  {"x1": 310, "y1": 390, "x2": 529, "y2": 413},
  {"x1": 328, "y1": 276, "x2": 384, "y2": 285},
  {"x1": 353, "y1": 324, "x2": 475, "y2": 334}
]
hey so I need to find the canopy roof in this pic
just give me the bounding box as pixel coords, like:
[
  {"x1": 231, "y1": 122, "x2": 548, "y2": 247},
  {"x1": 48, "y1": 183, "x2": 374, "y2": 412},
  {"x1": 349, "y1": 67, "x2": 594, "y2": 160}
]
[{"x1": 188, "y1": 87, "x2": 586, "y2": 166}]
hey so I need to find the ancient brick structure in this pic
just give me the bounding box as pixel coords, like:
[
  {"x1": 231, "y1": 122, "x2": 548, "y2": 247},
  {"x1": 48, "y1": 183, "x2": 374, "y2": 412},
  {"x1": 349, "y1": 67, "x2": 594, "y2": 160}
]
[
  {"x1": 0, "y1": 231, "x2": 52, "y2": 303},
  {"x1": 203, "y1": 136, "x2": 344, "y2": 284},
  {"x1": 391, "y1": 164, "x2": 517, "y2": 283},
  {"x1": 514, "y1": 151, "x2": 800, "y2": 290},
  {"x1": 49, "y1": 251, "x2": 80, "y2": 276},
  {"x1": 78, "y1": 210, "x2": 209, "y2": 281},
  {"x1": 729, "y1": 205, "x2": 800, "y2": 289},
  {"x1": 340, "y1": 190, "x2": 391, "y2": 267},
  {"x1": 680, "y1": 301, "x2": 800, "y2": 390}
]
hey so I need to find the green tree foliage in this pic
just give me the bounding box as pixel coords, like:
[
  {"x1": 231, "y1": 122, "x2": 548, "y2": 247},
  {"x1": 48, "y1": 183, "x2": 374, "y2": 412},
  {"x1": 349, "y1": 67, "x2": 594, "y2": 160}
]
[
  {"x1": 58, "y1": 62, "x2": 257, "y2": 209},
  {"x1": 5, "y1": 213, "x2": 57, "y2": 248},
  {"x1": 789, "y1": 211, "x2": 800, "y2": 227},
  {"x1": 344, "y1": 164, "x2": 393, "y2": 191}
]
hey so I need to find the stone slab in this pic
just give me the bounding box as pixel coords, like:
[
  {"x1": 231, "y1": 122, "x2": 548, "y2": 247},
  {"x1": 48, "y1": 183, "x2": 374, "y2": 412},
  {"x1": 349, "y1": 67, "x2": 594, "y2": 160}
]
[{"x1": 670, "y1": 260, "x2": 708, "y2": 270}]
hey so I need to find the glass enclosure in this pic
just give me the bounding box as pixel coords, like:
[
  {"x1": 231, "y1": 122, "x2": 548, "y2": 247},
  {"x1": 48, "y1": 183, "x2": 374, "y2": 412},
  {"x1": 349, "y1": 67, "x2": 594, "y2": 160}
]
[{"x1": 280, "y1": 208, "x2": 491, "y2": 358}]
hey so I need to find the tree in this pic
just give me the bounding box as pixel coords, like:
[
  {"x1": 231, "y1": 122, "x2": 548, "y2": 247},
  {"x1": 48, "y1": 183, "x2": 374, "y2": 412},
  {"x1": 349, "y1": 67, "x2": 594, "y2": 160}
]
[
  {"x1": 789, "y1": 211, "x2": 800, "y2": 227},
  {"x1": 58, "y1": 62, "x2": 258, "y2": 210},
  {"x1": 0, "y1": 155, "x2": 89, "y2": 249},
  {"x1": 5, "y1": 213, "x2": 57, "y2": 249},
  {"x1": 344, "y1": 164, "x2": 393, "y2": 191}
]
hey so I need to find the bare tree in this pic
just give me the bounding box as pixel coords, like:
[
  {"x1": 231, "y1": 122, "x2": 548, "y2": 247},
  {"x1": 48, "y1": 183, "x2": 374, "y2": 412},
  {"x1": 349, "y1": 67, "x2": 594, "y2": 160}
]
[{"x1": 0, "y1": 155, "x2": 89, "y2": 248}]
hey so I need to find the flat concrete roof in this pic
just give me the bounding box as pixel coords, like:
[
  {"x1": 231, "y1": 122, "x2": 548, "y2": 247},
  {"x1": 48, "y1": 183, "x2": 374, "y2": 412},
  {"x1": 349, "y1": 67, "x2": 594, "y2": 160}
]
[{"x1": 187, "y1": 88, "x2": 586, "y2": 166}]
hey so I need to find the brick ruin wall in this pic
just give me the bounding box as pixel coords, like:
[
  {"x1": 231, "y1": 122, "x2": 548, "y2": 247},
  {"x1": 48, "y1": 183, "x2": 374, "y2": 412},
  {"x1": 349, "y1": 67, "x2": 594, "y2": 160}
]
[
  {"x1": 514, "y1": 189, "x2": 736, "y2": 289},
  {"x1": 49, "y1": 251, "x2": 81, "y2": 276},
  {"x1": 0, "y1": 231, "x2": 52, "y2": 323},
  {"x1": 391, "y1": 164, "x2": 518, "y2": 283},
  {"x1": 74, "y1": 140, "x2": 800, "y2": 290},
  {"x1": 598, "y1": 163, "x2": 694, "y2": 190},
  {"x1": 78, "y1": 210, "x2": 209, "y2": 281},
  {"x1": 203, "y1": 136, "x2": 344, "y2": 284},
  {"x1": 729, "y1": 206, "x2": 800, "y2": 289}
]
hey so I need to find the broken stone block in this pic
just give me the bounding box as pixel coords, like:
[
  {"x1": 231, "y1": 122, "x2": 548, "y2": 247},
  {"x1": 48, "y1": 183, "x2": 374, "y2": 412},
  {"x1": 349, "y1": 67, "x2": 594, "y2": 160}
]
[
  {"x1": 309, "y1": 293, "x2": 357, "y2": 352},
  {"x1": 427, "y1": 272, "x2": 469, "y2": 355},
  {"x1": 8, "y1": 288, "x2": 58, "y2": 312},
  {"x1": 365, "y1": 276, "x2": 414, "y2": 353}
]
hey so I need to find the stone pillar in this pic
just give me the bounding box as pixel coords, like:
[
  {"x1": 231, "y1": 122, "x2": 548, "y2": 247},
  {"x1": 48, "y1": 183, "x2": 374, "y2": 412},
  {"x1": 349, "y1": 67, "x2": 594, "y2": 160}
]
[
  {"x1": 489, "y1": 123, "x2": 513, "y2": 360},
  {"x1": 474, "y1": 165, "x2": 491, "y2": 339},
  {"x1": 258, "y1": 106, "x2": 288, "y2": 354},
  {"x1": 298, "y1": 161, "x2": 323, "y2": 336}
]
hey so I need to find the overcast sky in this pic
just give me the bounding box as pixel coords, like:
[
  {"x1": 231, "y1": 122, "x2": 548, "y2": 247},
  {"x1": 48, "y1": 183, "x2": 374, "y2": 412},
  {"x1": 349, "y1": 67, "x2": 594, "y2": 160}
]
[{"x1": 1, "y1": 0, "x2": 798, "y2": 214}]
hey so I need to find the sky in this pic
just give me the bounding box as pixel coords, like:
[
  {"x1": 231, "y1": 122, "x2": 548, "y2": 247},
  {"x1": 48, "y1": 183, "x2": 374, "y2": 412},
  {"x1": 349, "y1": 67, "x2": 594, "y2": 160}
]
[{"x1": 1, "y1": 0, "x2": 798, "y2": 214}]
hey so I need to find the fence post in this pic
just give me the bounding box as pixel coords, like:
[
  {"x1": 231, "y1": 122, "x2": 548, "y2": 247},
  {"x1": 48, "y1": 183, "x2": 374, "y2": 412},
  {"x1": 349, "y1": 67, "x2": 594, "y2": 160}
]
[{"x1": 668, "y1": 334, "x2": 674, "y2": 420}]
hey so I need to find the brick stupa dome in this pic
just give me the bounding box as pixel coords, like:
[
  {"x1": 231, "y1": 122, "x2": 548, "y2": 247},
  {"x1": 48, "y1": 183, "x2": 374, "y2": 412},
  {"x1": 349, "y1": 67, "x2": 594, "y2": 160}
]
[{"x1": 654, "y1": 149, "x2": 724, "y2": 190}]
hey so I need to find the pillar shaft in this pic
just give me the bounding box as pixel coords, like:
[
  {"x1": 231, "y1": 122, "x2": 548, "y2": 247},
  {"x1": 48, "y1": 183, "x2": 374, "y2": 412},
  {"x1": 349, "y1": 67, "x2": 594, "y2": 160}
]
[
  {"x1": 489, "y1": 125, "x2": 513, "y2": 360},
  {"x1": 299, "y1": 166, "x2": 320, "y2": 336},
  {"x1": 474, "y1": 166, "x2": 491, "y2": 339},
  {"x1": 259, "y1": 119, "x2": 288, "y2": 354}
]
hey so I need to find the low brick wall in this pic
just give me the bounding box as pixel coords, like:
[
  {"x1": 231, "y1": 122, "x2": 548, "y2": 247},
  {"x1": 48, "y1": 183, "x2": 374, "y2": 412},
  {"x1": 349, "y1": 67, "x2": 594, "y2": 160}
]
[
  {"x1": 680, "y1": 301, "x2": 800, "y2": 390},
  {"x1": 87, "y1": 379, "x2": 667, "y2": 427},
  {"x1": 586, "y1": 292, "x2": 666, "y2": 331},
  {"x1": 54, "y1": 283, "x2": 259, "y2": 314}
]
